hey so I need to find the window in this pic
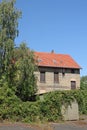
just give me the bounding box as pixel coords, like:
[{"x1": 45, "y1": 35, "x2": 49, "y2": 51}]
[
  {"x1": 62, "y1": 68, "x2": 65, "y2": 73},
  {"x1": 71, "y1": 81, "x2": 76, "y2": 89},
  {"x1": 62, "y1": 68, "x2": 65, "y2": 76},
  {"x1": 71, "y1": 69, "x2": 75, "y2": 74},
  {"x1": 62, "y1": 72, "x2": 65, "y2": 77},
  {"x1": 54, "y1": 72, "x2": 59, "y2": 83},
  {"x1": 40, "y1": 72, "x2": 45, "y2": 83}
]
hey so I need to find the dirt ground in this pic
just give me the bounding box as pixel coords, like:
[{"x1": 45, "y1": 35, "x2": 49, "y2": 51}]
[
  {"x1": 51, "y1": 119, "x2": 87, "y2": 130},
  {"x1": 0, "y1": 118, "x2": 87, "y2": 130}
]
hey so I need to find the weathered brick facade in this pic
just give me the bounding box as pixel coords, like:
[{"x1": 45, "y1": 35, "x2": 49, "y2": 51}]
[{"x1": 35, "y1": 67, "x2": 80, "y2": 94}]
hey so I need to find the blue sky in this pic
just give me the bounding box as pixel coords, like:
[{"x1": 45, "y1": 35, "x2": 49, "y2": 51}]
[{"x1": 15, "y1": 0, "x2": 87, "y2": 76}]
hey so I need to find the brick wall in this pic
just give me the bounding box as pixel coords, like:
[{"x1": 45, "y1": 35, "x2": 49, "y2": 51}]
[{"x1": 34, "y1": 67, "x2": 80, "y2": 94}]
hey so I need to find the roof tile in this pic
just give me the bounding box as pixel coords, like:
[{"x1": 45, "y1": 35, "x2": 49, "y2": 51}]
[{"x1": 35, "y1": 52, "x2": 81, "y2": 69}]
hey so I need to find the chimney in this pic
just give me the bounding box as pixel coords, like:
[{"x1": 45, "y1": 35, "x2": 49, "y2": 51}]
[{"x1": 51, "y1": 49, "x2": 54, "y2": 53}]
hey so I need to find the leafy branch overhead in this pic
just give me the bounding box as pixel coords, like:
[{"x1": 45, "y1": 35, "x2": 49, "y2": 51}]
[{"x1": 0, "y1": 0, "x2": 37, "y2": 101}]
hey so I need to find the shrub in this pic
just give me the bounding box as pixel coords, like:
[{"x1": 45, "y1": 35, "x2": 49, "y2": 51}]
[{"x1": 0, "y1": 87, "x2": 87, "y2": 123}]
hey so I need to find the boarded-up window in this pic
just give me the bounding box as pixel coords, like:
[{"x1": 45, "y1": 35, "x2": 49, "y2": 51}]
[
  {"x1": 40, "y1": 72, "x2": 45, "y2": 83},
  {"x1": 54, "y1": 72, "x2": 59, "y2": 83},
  {"x1": 71, "y1": 81, "x2": 76, "y2": 89}
]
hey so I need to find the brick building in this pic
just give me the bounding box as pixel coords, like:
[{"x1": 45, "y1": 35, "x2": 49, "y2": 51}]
[{"x1": 35, "y1": 52, "x2": 81, "y2": 94}]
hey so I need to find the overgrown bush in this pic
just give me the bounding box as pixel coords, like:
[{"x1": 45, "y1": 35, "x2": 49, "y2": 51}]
[
  {"x1": 39, "y1": 91, "x2": 76, "y2": 121},
  {"x1": 73, "y1": 90, "x2": 87, "y2": 114},
  {"x1": 39, "y1": 90, "x2": 87, "y2": 121},
  {"x1": 0, "y1": 88, "x2": 87, "y2": 123},
  {"x1": 80, "y1": 76, "x2": 87, "y2": 90},
  {"x1": 0, "y1": 86, "x2": 38, "y2": 122}
]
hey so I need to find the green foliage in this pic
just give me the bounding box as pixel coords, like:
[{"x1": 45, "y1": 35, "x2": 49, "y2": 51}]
[
  {"x1": 0, "y1": 0, "x2": 21, "y2": 41},
  {"x1": 39, "y1": 91, "x2": 75, "y2": 121},
  {"x1": 20, "y1": 102, "x2": 40, "y2": 123},
  {"x1": 80, "y1": 76, "x2": 87, "y2": 90},
  {"x1": 0, "y1": 85, "x2": 21, "y2": 120},
  {"x1": 0, "y1": 89, "x2": 87, "y2": 123},
  {"x1": 73, "y1": 90, "x2": 87, "y2": 114},
  {"x1": 0, "y1": 0, "x2": 37, "y2": 101},
  {"x1": 39, "y1": 90, "x2": 87, "y2": 121},
  {"x1": 14, "y1": 43, "x2": 38, "y2": 101},
  {"x1": 0, "y1": 0, "x2": 21, "y2": 87},
  {"x1": 0, "y1": 85, "x2": 39, "y2": 122}
]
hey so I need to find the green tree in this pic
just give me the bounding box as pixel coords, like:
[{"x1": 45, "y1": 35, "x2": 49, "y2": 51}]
[
  {"x1": 0, "y1": 0, "x2": 38, "y2": 101},
  {"x1": 15, "y1": 43, "x2": 38, "y2": 101},
  {"x1": 80, "y1": 76, "x2": 87, "y2": 90},
  {"x1": 0, "y1": 0, "x2": 21, "y2": 87}
]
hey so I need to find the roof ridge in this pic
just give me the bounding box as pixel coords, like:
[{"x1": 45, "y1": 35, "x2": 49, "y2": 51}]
[{"x1": 35, "y1": 51, "x2": 69, "y2": 55}]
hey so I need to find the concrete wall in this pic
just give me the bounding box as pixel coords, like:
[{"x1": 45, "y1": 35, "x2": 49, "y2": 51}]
[
  {"x1": 61, "y1": 100, "x2": 79, "y2": 121},
  {"x1": 34, "y1": 67, "x2": 80, "y2": 94}
]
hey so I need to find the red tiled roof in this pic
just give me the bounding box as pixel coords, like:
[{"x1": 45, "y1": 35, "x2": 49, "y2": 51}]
[{"x1": 35, "y1": 52, "x2": 81, "y2": 69}]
